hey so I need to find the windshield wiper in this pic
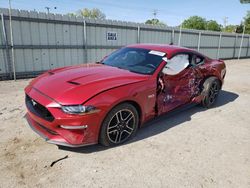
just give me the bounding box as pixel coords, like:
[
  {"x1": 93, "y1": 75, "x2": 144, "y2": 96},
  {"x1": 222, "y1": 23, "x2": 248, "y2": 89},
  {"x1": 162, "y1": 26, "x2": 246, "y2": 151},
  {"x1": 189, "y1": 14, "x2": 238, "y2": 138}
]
[
  {"x1": 116, "y1": 66, "x2": 125, "y2": 70},
  {"x1": 96, "y1": 61, "x2": 104, "y2": 64},
  {"x1": 127, "y1": 69, "x2": 148, "y2": 75}
]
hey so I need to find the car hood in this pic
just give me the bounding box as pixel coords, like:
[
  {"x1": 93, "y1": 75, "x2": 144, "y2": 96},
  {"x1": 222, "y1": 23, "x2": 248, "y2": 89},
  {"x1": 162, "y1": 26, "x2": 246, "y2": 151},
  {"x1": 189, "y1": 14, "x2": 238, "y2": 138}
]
[{"x1": 29, "y1": 64, "x2": 149, "y2": 105}]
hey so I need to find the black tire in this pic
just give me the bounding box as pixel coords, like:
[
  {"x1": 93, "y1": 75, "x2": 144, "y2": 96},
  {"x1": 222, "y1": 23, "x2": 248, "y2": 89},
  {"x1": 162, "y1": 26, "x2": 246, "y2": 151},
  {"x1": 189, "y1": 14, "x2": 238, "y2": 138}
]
[
  {"x1": 99, "y1": 103, "x2": 139, "y2": 147},
  {"x1": 201, "y1": 77, "x2": 221, "y2": 108}
]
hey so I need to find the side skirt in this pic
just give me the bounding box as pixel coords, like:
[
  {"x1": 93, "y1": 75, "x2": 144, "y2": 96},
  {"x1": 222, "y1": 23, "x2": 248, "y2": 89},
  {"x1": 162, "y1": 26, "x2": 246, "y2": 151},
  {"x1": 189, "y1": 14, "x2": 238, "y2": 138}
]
[{"x1": 142, "y1": 102, "x2": 198, "y2": 127}]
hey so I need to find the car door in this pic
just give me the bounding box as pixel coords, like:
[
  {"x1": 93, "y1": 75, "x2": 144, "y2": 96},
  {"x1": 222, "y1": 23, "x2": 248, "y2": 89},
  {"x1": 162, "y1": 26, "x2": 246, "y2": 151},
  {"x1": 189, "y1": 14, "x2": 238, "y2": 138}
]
[{"x1": 157, "y1": 53, "x2": 203, "y2": 115}]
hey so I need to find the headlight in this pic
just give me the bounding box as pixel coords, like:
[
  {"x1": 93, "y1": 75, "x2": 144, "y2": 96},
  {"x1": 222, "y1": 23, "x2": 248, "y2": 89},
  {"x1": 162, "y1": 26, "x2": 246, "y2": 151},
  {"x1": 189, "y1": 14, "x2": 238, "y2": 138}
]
[{"x1": 61, "y1": 105, "x2": 98, "y2": 115}]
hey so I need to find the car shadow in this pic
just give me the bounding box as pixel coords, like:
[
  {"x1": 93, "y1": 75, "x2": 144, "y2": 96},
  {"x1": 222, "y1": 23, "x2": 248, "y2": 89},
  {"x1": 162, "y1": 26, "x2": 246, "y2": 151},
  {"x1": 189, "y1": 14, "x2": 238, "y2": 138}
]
[{"x1": 58, "y1": 90, "x2": 239, "y2": 154}]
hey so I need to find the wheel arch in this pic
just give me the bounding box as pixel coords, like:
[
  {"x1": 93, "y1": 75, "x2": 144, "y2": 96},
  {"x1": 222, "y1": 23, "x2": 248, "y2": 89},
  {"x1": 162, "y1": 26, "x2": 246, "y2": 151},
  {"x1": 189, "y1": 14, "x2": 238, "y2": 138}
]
[{"x1": 123, "y1": 100, "x2": 142, "y2": 126}]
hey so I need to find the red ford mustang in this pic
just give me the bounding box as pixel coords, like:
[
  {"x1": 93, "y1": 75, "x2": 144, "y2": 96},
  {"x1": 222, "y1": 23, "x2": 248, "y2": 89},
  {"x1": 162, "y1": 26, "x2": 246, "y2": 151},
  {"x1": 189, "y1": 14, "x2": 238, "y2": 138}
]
[{"x1": 25, "y1": 44, "x2": 226, "y2": 147}]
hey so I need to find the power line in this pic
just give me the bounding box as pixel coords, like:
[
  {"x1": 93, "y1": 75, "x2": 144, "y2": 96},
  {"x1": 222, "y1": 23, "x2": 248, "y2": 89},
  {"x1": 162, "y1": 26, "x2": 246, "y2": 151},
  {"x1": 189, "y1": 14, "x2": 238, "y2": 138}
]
[
  {"x1": 3, "y1": 0, "x2": 226, "y2": 26},
  {"x1": 73, "y1": 0, "x2": 192, "y2": 18}
]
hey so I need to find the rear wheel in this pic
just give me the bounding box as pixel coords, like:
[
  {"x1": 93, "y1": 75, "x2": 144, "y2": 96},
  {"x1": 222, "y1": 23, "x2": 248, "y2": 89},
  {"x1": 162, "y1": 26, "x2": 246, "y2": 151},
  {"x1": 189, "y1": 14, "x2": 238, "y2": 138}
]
[
  {"x1": 99, "y1": 103, "x2": 139, "y2": 146},
  {"x1": 201, "y1": 77, "x2": 221, "y2": 108}
]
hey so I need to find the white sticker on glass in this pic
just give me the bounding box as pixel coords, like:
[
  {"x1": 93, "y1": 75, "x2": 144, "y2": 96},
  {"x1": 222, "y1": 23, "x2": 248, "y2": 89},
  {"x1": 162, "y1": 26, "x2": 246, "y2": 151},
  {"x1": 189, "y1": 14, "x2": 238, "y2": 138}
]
[{"x1": 149, "y1": 50, "x2": 166, "y2": 57}]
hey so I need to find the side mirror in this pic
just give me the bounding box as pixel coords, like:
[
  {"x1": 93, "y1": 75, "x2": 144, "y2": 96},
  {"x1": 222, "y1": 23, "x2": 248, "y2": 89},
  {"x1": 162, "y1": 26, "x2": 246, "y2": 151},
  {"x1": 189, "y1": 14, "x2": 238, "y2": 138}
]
[{"x1": 97, "y1": 55, "x2": 108, "y2": 64}]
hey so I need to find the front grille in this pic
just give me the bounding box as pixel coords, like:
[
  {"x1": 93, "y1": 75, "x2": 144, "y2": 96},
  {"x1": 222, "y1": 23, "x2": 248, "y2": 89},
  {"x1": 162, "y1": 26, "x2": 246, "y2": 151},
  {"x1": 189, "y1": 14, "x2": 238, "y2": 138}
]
[{"x1": 25, "y1": 94, "x2": 55, "y2": 122}]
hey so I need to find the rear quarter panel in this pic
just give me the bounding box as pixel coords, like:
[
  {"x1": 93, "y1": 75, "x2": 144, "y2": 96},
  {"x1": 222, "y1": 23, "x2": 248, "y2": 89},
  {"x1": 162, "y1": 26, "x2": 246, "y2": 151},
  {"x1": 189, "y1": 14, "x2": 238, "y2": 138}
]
[{"x1": 204, "y1": 59, "x2": 226, "y2": 85}]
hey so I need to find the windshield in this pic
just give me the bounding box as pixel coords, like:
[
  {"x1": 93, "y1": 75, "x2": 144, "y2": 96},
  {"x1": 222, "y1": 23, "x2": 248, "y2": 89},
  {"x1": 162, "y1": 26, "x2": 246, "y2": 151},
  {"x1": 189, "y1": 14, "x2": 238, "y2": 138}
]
[{"x1": 101, "y1": 47, "x2": 165, "y2": 75}]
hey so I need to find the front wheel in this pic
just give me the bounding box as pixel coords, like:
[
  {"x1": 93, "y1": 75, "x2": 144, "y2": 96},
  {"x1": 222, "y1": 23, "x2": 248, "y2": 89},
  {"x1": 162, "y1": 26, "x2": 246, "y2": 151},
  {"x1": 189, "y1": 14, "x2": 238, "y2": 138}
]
[
  {"x1": 201, "y1": 77, "x2": 221, "y2": 108},
  {"x1": 99, "y1": 103, "x2": 139, "y2": 146}
]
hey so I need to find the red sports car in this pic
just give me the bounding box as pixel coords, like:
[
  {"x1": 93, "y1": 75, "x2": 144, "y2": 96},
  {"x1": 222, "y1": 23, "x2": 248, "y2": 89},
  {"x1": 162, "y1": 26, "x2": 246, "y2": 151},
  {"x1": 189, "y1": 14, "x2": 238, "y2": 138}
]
[{"x1": 25, "y1": 44, "x2": 226, "y2": 147}]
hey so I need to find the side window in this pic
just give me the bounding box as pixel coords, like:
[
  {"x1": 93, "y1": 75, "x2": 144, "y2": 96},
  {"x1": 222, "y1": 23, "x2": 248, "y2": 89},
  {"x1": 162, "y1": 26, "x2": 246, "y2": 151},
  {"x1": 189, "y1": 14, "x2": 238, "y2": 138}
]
[
  {"x1": 162, "y1": 54, "x2": 190, "y2": 75},
  {"x1": 192, "y1": 54, "x2": 205, "y2": 66}
]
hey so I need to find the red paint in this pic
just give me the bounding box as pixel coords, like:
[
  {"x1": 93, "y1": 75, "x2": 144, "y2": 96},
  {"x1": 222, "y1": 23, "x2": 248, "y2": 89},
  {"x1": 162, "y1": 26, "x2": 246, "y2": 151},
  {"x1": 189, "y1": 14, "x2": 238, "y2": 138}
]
[{"x1": 25, "y1": 44, "x2": 226, "y2": 147}]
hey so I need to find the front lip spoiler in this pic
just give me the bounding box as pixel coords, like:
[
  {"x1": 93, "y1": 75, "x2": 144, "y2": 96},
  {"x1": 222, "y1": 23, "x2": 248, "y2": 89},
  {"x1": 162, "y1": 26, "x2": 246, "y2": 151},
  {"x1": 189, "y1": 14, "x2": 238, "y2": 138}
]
[
  {"x1": 47, "y1": 140, "x2": 95, "y2": 148},
  {"x1": 25, "y1": 114, "x2": 48, "y2": 140},
  {"x1": 24, "y1": 115, "x2": 96, "y2": 148}
]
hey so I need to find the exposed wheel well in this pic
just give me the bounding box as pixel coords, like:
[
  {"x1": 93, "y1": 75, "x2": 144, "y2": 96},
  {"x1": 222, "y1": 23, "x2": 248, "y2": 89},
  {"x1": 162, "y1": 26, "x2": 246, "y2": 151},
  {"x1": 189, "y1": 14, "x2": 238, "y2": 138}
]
[{"x1": 201, "y1": 76, "x2": 222, "y2": 91}]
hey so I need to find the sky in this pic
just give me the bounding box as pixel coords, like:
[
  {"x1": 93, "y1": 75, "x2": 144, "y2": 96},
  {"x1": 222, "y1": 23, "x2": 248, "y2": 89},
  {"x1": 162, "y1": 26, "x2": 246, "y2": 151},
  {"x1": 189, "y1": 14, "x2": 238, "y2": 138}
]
[{"x1": 0, "y1": 0, "x2": 249, "y2": 26}]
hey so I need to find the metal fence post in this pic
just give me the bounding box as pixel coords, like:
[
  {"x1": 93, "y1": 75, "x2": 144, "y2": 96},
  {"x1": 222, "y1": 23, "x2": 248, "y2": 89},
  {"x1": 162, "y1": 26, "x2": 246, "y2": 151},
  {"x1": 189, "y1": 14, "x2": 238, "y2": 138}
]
[
  {"x1": 238, "y1": 25, "x2": 246, "y2": 60},
  {"x1": 178, "y1": 25, "x2": 182, "y2": 46},
  {"x1": 216, "y1": 33, "x2": 222, "y2": 59},
  {"x1": 137, "y1": 26, "x2": 140, "y2": 43},
  {"x1": 197, "y1": 32, "x2": 201, "y2": 52},
  {"x1": 246, "y1": 36, "x2": 250, "y2": 57},
  {"x1": 171, "y1": 29, "x2": 175, "y2": 44},
  {"x1": 83, "y1": 20, "x2": 87, "y2": 63},
  {"x1": 233, "y1": 34, "x2": 238, "y2": 58},
  {"x1": 1, "y1": 13, "x2": 12, "y2": 79}
]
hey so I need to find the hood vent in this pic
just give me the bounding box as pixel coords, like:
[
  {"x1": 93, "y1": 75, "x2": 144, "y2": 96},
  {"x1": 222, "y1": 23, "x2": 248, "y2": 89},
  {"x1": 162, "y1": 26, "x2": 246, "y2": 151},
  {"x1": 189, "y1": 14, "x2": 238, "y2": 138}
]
[{"x1": 67, "y1": 81, "x2": 80, "y2": 85}]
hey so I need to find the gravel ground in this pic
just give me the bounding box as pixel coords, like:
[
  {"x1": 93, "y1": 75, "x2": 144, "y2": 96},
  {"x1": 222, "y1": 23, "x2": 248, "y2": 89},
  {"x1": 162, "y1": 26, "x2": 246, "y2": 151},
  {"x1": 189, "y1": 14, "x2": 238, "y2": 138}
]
[{"x1": 0, "y1": 59, "x2": 250, "y2": 188}]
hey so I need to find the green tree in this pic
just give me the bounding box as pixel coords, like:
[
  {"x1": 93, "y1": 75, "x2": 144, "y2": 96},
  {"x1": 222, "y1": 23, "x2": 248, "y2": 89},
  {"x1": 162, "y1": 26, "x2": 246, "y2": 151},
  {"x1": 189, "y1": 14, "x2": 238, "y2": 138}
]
[
  {"x1": 68, "y1": 8, "x2": 106, "y2": 19},
  {"x1": 240, "y1": 0, "x2": 250, "y2": 3},
  {"x1": 243, "y1": 11, "x2": 250, "y2": 34},
  {"x1": 235, "y1": 24, "x2": 244, "y2": 33},
  {"x1": 67, "y1": 13, "x2": 76, "y2": 16},
  {"x1": 223, "y1": 25, "x2": 237, "y2": 33},
  {"x1": 182, "y1": 16, "x2": 206, "y2": 30},
  {"x1": 145, "y1": 19, "x2": 166, "y2": 26},
  {"x1": 206, "y1": 20, "x2": 222, "y2": 31}
]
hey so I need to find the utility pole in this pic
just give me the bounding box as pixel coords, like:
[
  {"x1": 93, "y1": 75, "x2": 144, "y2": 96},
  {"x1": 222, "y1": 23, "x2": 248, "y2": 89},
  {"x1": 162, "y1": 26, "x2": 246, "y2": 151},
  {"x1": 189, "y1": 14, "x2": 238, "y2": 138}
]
[
  {"x1": 45, "y1": 6, "x2": 57, "y2": 14},
  {"x1": 152, "y1": 9, "x2": 158, "y2": 18},
  {"x1": 45, "y1": 7, "x2": 50, "y2": 14},
  {"x1": 223, "y1": 17, "x2": 228, "y2": 28}
]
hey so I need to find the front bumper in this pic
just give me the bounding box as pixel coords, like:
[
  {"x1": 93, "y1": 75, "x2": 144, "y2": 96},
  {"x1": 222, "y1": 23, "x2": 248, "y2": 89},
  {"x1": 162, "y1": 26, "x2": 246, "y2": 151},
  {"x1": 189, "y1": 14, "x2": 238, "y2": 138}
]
[
  {"x1": 25, "y1": 114, "x2": 95, "y2": 147},
  {"x1": 24, "y1": 87, "x2": 102, "y2": 147}
]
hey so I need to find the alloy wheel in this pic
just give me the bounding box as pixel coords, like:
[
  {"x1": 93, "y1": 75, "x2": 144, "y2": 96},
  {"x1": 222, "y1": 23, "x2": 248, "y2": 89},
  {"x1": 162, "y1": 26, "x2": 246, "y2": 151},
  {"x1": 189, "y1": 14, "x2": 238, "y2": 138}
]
[
  {"x1": 208, "y1": 82, "x2": 219, "y2": 105},
  {"x1": 107, "y1": 109, "x2": 135, "y2": 144}
]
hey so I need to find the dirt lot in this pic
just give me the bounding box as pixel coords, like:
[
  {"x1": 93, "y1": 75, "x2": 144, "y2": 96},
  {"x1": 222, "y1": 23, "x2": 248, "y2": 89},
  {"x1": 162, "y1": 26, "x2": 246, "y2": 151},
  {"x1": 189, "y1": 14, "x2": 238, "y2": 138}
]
[{"x1": 0, "y1": 59, "x2": 250, "y2": 188}]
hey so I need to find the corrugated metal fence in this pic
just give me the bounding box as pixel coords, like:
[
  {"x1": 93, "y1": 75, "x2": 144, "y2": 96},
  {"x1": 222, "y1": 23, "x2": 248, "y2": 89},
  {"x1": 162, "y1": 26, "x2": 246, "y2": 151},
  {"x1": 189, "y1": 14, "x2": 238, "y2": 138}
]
[{"x1": 0, "y1": 8, "x2": 249, "y2": 80}]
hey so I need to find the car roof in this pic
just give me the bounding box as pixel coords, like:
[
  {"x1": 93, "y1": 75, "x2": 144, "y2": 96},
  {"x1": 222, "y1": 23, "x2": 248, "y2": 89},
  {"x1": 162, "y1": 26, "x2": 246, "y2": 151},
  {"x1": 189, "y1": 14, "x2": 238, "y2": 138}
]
[{"x1": 127, "y1": 43, "x2": 200, "y2": 58}]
